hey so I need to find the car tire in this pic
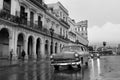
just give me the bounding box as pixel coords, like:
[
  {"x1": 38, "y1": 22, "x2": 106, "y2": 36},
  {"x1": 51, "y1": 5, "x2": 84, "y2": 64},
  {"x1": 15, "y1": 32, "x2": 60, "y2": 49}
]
[
  {"x1": 85, "y1": 62, "x2": 88, "y2": 66},
  {"x1": 68, "y1": 65, "x2": 73, "y2": 70},
  {"x1": 54, "y1": 65, "x2": 59, "y2": 70},
  {"x1": 77, "y1": 64, "x2": 81, "y2": 69},
  {"x1": 81, "y1": 57, "x2": 83, "y2": 64}
]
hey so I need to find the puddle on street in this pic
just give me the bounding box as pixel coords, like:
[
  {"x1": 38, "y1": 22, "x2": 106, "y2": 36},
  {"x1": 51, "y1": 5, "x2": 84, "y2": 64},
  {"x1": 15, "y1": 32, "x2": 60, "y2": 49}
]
[{"x1": 0, "y1": 59, "x2": 104, "y2": 80}]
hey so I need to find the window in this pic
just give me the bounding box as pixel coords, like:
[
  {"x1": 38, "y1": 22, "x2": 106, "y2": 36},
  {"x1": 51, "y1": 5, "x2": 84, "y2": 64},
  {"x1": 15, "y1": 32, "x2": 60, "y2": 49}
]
[
  {"x1": 60, "y1": 12, "x2": 62, "y2": 17},
  {"x1": 60, "y1": 28, "x2": 62, "y2": 35},
  {"x1": 20, "y1": 6, "x2": 27, "y2": 24},
  {"x1": 81, "y1": 27, "x2": 83, "y2": 31},
  {"x1": 63, "y1": 29, "x2": 65, "y2": 37},
  {"x1": 78, "y1": 28, "x2": 80, "y2": 31},
  {"x1": 30, "y1": 11, "x2": 34, "y2": 26},
  {"x1": 3, "y1": 0, "x2": 11, "y2": 13},
  {"x1": 38, "y1": 16, "x2": 42, "y2": 28},
  {"x1": 81, "y1": 47, "x2": 84, "y2": 51},
  {"x1": 66, "y1": 31, "x2": 68, "y2": 38}
]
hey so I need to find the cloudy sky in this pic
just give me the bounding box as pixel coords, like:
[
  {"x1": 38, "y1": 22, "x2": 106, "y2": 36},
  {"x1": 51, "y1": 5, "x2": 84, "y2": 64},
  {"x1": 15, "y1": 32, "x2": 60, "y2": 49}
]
[{"x1": 45, "y1": 0, "x2": 120, "y2": 46}]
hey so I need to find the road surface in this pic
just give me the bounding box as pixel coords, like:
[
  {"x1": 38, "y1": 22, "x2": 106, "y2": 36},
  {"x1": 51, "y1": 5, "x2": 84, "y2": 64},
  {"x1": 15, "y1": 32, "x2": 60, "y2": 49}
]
[{"x1": 0, "y1": 56, "x2": 120, "y2": 80}]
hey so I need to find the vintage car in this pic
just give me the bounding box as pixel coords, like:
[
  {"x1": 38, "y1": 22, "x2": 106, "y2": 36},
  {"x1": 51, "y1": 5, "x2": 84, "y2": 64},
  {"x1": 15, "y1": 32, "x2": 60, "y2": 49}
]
[{"x1": 50, "y1": 44, "x2": 90, "y2": 70}]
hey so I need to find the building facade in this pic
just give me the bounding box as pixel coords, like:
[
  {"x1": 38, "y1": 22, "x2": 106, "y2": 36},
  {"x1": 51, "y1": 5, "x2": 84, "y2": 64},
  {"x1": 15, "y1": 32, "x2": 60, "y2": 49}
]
[
  {"x1": 76, "y1": 20, "x2": 88, "y2": 39},
  {"x1": 0, "y1": 0, "x2": 88, "y2": 60}
]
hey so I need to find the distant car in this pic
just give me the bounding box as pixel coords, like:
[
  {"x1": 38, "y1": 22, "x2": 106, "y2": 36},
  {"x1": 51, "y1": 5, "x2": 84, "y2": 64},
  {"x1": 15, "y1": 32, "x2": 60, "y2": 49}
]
[
  {"x1": 96, "y1": 53, "x2": 100, "y2": 58},
  {"x1": 90, "y1": 51, "x2": 100, "y2": 58},
  {"x1": 50, "y1": 44, "x2": 90, "y2": 70}
]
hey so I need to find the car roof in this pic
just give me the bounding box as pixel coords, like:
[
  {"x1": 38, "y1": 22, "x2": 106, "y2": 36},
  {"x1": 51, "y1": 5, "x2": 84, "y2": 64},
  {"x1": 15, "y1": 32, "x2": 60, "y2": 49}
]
[{"x1": 63, "y1": 44, "x2": 83, "y2": 47}]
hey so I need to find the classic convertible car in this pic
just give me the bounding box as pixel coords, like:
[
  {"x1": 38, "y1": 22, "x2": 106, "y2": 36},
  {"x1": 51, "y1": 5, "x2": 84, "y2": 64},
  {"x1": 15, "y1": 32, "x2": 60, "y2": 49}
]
[{"x1": 50, "y1": 44, "x2": 89, "y2": 70}]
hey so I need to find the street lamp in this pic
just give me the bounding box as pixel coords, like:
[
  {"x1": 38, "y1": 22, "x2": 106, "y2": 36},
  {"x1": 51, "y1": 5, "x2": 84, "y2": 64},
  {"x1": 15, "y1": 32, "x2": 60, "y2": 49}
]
[{"x1": 49, "y1": 28, "x2": 54, "y2": 55}]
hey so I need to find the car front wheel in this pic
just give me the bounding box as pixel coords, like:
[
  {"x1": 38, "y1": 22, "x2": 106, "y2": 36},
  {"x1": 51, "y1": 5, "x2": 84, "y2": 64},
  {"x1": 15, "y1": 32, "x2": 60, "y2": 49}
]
[
  {"x1": 54, "y1": 65, "x2": 59, "y2": 70},
  {"x1": 68, "y1": 65, "x2": 73, "y2": 70},
  {"x1": 77, "y1": 64, "x2": 81, "y2": 69},
  {"x1": 85, "y1": 62, "x2": 88, "y2": 66}
]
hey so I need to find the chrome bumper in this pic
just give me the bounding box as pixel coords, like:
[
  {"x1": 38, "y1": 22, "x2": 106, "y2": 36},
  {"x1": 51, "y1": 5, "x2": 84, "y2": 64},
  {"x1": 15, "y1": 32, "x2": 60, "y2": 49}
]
[{"x1": 51, "y1": 61, "x2": 81, "y2": 66}]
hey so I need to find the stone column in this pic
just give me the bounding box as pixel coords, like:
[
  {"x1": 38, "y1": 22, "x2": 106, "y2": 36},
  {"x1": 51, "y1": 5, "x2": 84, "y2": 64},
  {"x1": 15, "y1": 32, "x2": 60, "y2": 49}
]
[
  {"x1": 14, "y1": 31, "x2": 18, "y2": 60},
  {"x1": 33, "y1": 38, "x2": 37, "y2": 59},
  {"x1": 34, "y1": 13, "x2": 38, "y2": 25},
  {"x1": 57, "y1": 43, "x2": 60, "y2": 53},
  {"x1": 9, "y1": 31, "x2": 18, "y2": 60},
  {"x1": 11, "y1": 0, "x2": 17, "y2": 15},
  {"x1": 41, "y1": 14, "x2": 44, "y2": 27},
  {"x1": 0, "y1": 0, "x2": 3, "y2": 10},
  {"x1": 24, "y1": 36, "x2": 28, "y2": 60},
  {"x1": 40, "y1": 40, "x2": 45, "y2": 59},
  {"x1": 52, "y1": 41, "x2": 55, "y2": 54},
  {"x1": 25, "y1": 8, "x2": 30, "y2": 21}
]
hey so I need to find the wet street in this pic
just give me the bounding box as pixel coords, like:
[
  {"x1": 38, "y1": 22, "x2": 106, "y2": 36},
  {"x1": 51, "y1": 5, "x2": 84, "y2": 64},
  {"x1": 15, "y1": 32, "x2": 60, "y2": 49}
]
[{"x1": 0, "y1": 56, "x2": 120, "y2": 80}]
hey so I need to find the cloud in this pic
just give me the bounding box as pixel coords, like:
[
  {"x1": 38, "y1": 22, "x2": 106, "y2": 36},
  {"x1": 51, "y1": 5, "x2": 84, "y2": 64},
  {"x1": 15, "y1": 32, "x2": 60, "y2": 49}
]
[{"x1": 88, "y1": 22, "x2": 120, "y2": 44}]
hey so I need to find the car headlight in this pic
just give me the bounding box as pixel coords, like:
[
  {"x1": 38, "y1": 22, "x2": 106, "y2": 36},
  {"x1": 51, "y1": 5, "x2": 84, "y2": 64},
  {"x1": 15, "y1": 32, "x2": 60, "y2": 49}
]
[
  {"x1": 97, "y1": 54, "x2": 99, "y2": 56},
  {"x1": 50, "y1": 55, "x2": 53, "y2": 59},
  {"x1": 75, "y1": 53, "x2": 79, "y2": 57}
]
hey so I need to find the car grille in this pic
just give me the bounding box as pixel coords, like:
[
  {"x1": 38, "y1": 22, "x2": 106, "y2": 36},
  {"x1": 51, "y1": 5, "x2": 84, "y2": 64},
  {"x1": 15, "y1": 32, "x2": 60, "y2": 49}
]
[{"x1": 52, "y1": 58, "x2": 79, "y2": 63}]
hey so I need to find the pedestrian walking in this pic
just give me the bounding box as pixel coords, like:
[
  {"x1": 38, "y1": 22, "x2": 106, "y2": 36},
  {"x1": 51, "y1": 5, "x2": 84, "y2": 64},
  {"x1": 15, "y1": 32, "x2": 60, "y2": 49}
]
[
  {"x1": 10, "y1": 49, "x2": 13, "y2": 60},
  {"x1": 21, "y1": 50, "x2": 26, "y2": 60}
]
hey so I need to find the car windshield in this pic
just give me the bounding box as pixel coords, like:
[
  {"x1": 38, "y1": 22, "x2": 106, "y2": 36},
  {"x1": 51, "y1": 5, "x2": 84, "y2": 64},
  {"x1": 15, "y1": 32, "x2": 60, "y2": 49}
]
[{"x1": 62, "y1": 46, "x2": 82, "y2": 52}]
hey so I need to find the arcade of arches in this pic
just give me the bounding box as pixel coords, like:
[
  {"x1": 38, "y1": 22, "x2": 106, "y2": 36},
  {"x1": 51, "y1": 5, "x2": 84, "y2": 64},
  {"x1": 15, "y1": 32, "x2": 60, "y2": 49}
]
[{"x1": 0, "y1": 27, "x2": 64, "y2": 60}]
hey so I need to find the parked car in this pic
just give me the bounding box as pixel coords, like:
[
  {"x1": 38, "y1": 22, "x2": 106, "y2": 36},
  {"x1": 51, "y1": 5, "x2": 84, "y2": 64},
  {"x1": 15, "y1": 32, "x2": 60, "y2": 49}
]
[{"x1": 50, "y1": 44, "x2": 90, "y2": 70}]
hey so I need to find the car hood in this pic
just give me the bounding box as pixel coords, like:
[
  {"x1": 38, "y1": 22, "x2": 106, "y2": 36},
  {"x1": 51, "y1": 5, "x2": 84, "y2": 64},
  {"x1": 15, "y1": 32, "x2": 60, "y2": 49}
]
[{"x1": 53, "y1": 51, "x2": 76, "y2": 59}]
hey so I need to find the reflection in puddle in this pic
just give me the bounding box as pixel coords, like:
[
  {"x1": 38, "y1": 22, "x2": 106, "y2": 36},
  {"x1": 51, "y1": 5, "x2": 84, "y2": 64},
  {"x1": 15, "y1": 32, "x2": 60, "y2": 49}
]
[
  {"x1": 97, "y1": 59, "x2": 101, "y2": 75},
  {"x1": 52, "y1": 69, "x2": 83, "y2": 80},
  {"x1": 90, "y1": 59, "x2": 95, "y2": 80},
  {"x1": 0, "y1": 61, "x2": 90, "y2": 80},
  {"x1": 90, "y1": 58, "x2": 102, "y2": 80},
  {"x1": 97, "y1": 58, "x2": 101, "y2": 79}
]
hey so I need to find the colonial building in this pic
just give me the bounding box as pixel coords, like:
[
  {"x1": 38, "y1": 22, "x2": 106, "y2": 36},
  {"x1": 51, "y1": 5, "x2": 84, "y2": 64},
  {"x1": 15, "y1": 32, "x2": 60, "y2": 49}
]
[
  {"x1": 0, "y1": 0, "x2": 88, "y2": 60},
  {"x1": 76, "y1": 20, "x2": 88, "y2": 39}
]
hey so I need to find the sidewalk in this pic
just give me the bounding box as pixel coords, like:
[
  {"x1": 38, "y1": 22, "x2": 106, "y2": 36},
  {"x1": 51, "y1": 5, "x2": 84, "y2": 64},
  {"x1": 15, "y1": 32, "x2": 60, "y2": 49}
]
[{"x1": 0, "y1": 58, "x2": 50, "y2": 68}]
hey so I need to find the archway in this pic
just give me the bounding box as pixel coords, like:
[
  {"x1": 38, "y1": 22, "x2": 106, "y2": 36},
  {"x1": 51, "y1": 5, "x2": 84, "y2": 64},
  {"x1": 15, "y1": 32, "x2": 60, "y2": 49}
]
[
  {"x1": 36, "y1": 38, "x2": 41, "y2": 59},
  {"x1": 0, "y1": 28, "x2": 9, "y2": 58},
  {"x1": 28, "y1": 36, "x2": 33, "y2": 59},
  {"x1": 17, "y1": 33, "x2": 24, "y2": 59},
  {"x1": 55, "y1": 43, "x2": 57, "y2": 54},
  {"x1": 45, "y1": 40, "x2": 49, "y2": 55}
]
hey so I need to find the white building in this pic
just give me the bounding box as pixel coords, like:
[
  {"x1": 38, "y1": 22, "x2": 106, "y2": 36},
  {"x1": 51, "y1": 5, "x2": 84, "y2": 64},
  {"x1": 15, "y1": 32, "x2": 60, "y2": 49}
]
[
  {"x1": 0, "y1": 0, "x2": 88, "y2": 60},
  {"x1": 76, "y1": 20, "x2": 88, "y2": 39}
]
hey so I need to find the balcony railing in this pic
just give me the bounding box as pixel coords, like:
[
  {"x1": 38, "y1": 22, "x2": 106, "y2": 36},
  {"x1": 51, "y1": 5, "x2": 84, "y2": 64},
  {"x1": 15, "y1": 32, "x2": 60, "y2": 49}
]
[
  {"x1": 0, "y1": 10, "x2": 48, "y2": 33},
  {"x1": 0, "y1": 10, "x2": 71, "y2": 42},
  {"x1": 60, "y1": 18, "x2": 70, "y2": 28},
  {"x1": 0, "y1": 10, "x2": 20, "y2": 23},
  {"x1": 58, "y1": 35, "x2": 70, "y2": 41},
  {"x1": 28, "y1": 0, "x2": 47, "y2": 10}
]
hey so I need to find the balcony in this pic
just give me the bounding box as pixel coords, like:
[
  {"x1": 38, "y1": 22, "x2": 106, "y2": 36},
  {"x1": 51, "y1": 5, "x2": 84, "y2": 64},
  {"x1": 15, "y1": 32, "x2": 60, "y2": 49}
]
[
  {"x1": 58, "y1": 35, "x2": 70, "y2": 41},
  {"x1": 0, "y1": 10, "x2": 71, "y2": 42},
  {"x1": 0, "y1": 10, "x2": 20, "y2": 23},
  {"x1": 27, "y1": 0, "x2": 47, "y2": 10},
  {"x1": 0, "y1": 10, "x2": 49, "y2": 34},
  {"x1": 60, "y1": 19, "x2": 70, "y2": 29}
]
